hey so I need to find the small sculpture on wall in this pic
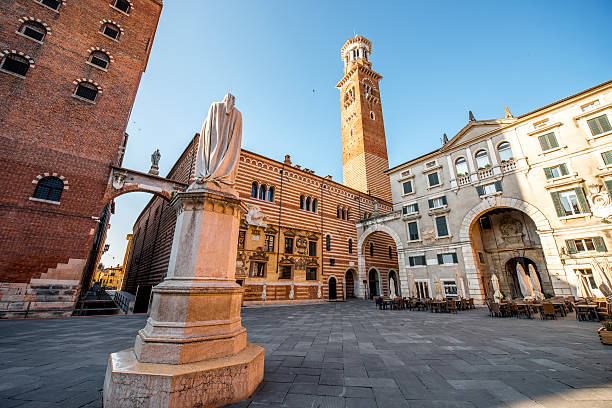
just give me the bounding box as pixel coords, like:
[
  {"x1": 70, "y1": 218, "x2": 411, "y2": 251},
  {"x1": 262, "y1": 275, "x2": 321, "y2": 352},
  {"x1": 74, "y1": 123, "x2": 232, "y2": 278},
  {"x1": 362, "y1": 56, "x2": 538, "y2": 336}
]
[
  {"x1": 500, "y1": 215, "x2": 524, "y2": 245},
  {"x1": 149, "y1": 149, "x2": 161, "y2": 176},
  {"x1": 295, "y1": 236, "x2": 308, "y2": 255},
  {"x1": 246, "y1": 204, "x2": 266, "y2": 228},
  {"x1": 587, "y1": 183, "x2": 612, "y2": 220}
]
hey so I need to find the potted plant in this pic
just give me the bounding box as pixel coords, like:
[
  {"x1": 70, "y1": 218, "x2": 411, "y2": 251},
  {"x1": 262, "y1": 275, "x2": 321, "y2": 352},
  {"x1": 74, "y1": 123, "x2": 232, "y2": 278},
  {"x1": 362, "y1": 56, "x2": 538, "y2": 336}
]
[{"x1": 599, "y1": 321, "x2": 612, "y2": 345}]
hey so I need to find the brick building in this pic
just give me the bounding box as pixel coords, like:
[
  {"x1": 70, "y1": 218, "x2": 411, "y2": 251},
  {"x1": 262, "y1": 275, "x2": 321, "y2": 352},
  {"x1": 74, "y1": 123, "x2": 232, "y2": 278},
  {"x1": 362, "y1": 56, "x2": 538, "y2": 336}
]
[
  {"x1": 0, "y1": 0, "x2": 162, "y2": 317},
  {"x1": 122, "y1": 36, "x2": 400, "y2": 305}
]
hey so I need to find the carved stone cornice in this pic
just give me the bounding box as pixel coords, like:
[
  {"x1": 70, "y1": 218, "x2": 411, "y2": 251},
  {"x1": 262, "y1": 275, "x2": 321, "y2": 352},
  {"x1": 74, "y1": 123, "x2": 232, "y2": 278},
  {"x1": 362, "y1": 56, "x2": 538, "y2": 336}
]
[{"x1": 171, "y1": 190, "x2": 248, "y2": 216}]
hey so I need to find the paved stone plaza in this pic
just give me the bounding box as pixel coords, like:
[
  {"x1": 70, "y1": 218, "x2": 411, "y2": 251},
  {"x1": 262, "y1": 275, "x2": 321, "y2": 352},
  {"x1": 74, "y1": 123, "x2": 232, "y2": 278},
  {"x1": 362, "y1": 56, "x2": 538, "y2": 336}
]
[{"x1": 0, "y1": 300, "x2": 610, "y2": 408}]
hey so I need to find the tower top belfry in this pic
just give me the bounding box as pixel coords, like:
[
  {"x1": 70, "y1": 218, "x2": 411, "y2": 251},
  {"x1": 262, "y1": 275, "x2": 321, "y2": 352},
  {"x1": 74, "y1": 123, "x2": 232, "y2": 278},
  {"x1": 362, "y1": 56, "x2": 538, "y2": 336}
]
[{"x1": 337, "y1": 36, "x2": 391, "y2": 202}]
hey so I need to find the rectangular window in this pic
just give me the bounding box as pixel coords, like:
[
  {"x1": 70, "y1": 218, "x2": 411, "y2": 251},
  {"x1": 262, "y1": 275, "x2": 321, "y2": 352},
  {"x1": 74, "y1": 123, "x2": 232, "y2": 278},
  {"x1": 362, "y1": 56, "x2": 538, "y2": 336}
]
[
  {"x1": 402, "y1": 180, "x2": 413, "y2": 194},
  {"x1": 428, "y1": 196, "x2": 447, "y2": 209},
  {"x1": 435, "y1": 215, "x2": 449, "y2": 237},
  {"x1": 41, "y1": 0, "x2": 61, "y2": 10},
  {"x1": 552, "y1": 188, "x2": 589, "y2": 217},
  {"x1": 428, "y1": 172, "x2": 440, "y2": 187},
  {"x1": 479, "y1": 216, "x2": 492, "y2": 230},
  {"x1": 425, "y1": 160, "x2": 437, "y2": 169},
  {"x1": 103, "y1": 26, "x2": 120, "y2": 40},
  {"x1": 329, "y1": 258, "x2": 335, "y2": 266},
  {"x1": 574, "y1": 238, "x2": 595, "y2": 252},
  {"x1": 587, "y1": 114, "x2": 612, "y2": 136},
  {"x1": 279, "y1": 265, "x2": 292, "y2": 280},
  {"x1": 23, "y1": 26, "x2": 45, "y2": 41},
  {"x1": 408, "y1": 255, "x2": 426, "y2": 266},
  {"x1": 407, "y1": 221, "x2": 419, "y2": 241},
  {"x1": 443, "y1": 281, "x2": 458, "y2": 297},
  {"x1": 306, "y1": 267, "x2": 317, "y2": 281},
  {"x1": 538, "y1": 132, "x2": 559, "y2": 151},
  {"x1": 308, "y1": 241, "x2": 317, "y2": 257},
  {"x1": 577, "y1": 269, "x2": 598, "y2": 290},
  {"x1": 567, "y1": 236, "x2": 607, "y2": 253},
  {"x1": 477, "y1": 181, "x2": 502, "y2": 196},
  {"x1": 402, "y1": 203, "x2": 418, "y2": 215},
  {"x1": 602, "y1": 150, "x2": 612, "y2": 166},
  {"x1": 437, "y1": 252, "x2": 458, "y2": 264},
  {"x1": 558, "y1": 190, "x2": 582, "y2": 216},
  {"x1": 416, "y1": 280, "x2": 429, "y2": 298},
  {"x1": 284, "y1": 237, "x2": 294, "y2": 254},
  {"x1": 238, "y1": 230, "x2": 246, "y2": 250},
  {"x1": 249, "y1": 262, "x2": 266, "y2": 278},
  {"x1": 544, "y1": 163, "x2": 569, "y2": 179},
  {"x1": 265, "y1": 235, "x2": 275, "y2": 252}
]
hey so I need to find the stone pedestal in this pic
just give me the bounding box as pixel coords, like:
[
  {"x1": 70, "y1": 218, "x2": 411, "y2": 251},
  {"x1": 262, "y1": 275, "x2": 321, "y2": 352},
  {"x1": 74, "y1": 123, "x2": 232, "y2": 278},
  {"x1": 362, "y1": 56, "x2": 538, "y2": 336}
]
[{"x1": 103, "y1": 188, "x2": 264, "y2": 408}]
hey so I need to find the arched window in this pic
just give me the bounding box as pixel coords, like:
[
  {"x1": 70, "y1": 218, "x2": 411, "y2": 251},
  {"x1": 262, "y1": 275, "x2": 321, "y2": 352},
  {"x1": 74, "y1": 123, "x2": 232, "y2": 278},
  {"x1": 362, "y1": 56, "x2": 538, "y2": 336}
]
[
  {"x1": 388, "y1": 246, "x2": 393, "y2": 260},
  {"x1": 33, "y1": 176, "x2": 64, "y2": 202},
  {"x1": 326, "y1": 235, "x2": 331, "y2": 251},
  {"x1": 497, "y1": 141, "x2": 514, "y2": 162},
  {"x1": 346, "y1": 209, "x2": 350, "y2": 220},
  {"x1": 312, "y1": 198, "x2": 317, "y2": 212},
  {"x1": 337, "y1": 207, "x2": 340, "y2": 218},
  {"x1": 342, "y1": 209, "x2": 346, "y2": 220},
  {"x1": 1, "y1": 54, "x2": 30, "y2": 77},
  {"x1": 300, "y1": 195, "x2": 305, "y2": 209},
  {"x1": 306, "y1": 197, "x2": 312, "y2": 211},
  {"x1": 35, "y1": 0, "x2": 61, "y2": 11},
  {"x1": 89, "y1": 51, "x2": 111, "y2": 70},
  {"x1": 348, "y1": 239, "x2": 353, "y2": 254},
  {"x1": 101, "y1": 22, "x2": 121, "y2": 40},
  {"x1": 113, "y1": 0, "x2": 131, "y2": 14},
  {"x1": 258, "y1": 184, "x2": 267, "y2": 200},
  {"x1": 19, "y1": 21, "x2": 47, "y2": 42},
  {"x1": 369, "y1": 242, "x2": 374, "y2": 257},
  {"x1": 475, "y1": 149, "x2": 490, "y2": 169},
  {"x1": 251, "y1": 182, "x2": 258, "y2": 198},
  {"x1": 455, "y1": 157, "x2": 468, "y2": 176},
  {"x1": 370, "y1": 111, "x2": 375, "y2": 120},
  {"x1": 74, "y1": 82, "x2": 99, "y2": 102},
  {"x1": 267, "y1": 186, "x2": 275, "y2": 202}
]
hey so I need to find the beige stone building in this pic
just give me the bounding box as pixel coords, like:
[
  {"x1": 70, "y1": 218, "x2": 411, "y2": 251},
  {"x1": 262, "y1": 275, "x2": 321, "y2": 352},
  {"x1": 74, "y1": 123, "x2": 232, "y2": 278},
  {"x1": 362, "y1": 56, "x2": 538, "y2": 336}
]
[{"x1": 358, "y1": 80, "x2": 612, "y2": 304}]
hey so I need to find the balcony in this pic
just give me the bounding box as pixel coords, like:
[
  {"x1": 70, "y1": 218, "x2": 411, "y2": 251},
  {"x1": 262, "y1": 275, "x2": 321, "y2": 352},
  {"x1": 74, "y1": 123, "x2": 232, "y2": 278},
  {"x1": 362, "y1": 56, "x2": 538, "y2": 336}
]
[
  {"x1": 477, "y1": 167, "x2": 494, "y2": 180},
  {"x1": 500, "y1": 160, "x2": 516, "y2": 173},
  {"x1": 457, "y1": 174, "x2": 471, "y2": 186}
]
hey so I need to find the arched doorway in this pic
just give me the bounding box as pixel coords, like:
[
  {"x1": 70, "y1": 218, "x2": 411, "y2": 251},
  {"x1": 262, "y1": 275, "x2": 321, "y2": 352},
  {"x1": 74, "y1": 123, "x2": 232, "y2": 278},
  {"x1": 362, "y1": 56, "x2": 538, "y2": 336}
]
[
  {"x1": 328, "y1": 277, "x2": 337, "y2": 300},
  {"x1": 345, "y1": 269, "x2": 356, "y2": 298},
  {"x1": 368, "y1": 269, "x2": 380, "y2": 299},
  {"x1": 358, "y1": 228, "x2": 401, "y2": 298},
  {"x1": 388, "y1": 270, "x2": 400, "y2": 297},
  {"x1": 504, "y1": 257, "x2": 540, "y2": 299},
  {"x1": 469, "y1": 207, "x2": 554, "y2": 301}
]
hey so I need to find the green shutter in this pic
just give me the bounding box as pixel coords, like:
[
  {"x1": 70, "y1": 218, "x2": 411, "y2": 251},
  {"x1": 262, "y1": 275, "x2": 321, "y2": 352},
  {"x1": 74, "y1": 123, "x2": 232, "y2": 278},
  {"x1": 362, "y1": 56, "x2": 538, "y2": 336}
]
[
  {"x1": 548, "y1": 133, "x2": 559, "y2": 148},
  {"x1": 441, "y1": 196, "x2": 447, "y2": 205},
  {"x1": 476, "y1": 185, "x2": 484, "y2": 196},
  {"x1": 559, "y1": 163, "x2": 569, "y2": 176},
  {"x1": 452, "y1": 253, "x2": 458, "y2": 263},
  {"x1": 538, "y1": 134, "x2": 550, "y2": 151},
  {"x1": 593, "y1": 236, "x2": 607, "y2": 252},
  {"x1": 602, "y1": 115, "x2": 612, "y2": 133},
  {"x1": 565, "y1": 239, "x2": 577, "y2": 254},
  {"x1": 494, "y1": 181, "x2": 502, "y2": 192},
  {"x1": 605, "y1": 179, "x2": 612, "y2": 198},
  {"x1": 414, "y1": 203, "x2": 419, "y2": 212},
  {"x1": 551, "y1": 192, "x2": 565, "y2": 217},
  {"x1": 409, "y1": 257, "x2": 415, "y2": 267},
  {"x1": 574, "y1": 187, "x2": 589, "y2": 213},
  {"x1": 402, "y1": 206, "x2": 407, "y2": 215},
  {"x1": 603, "y1": 151, "x2": 612, "y2": 165},
  {"x1": 437, "y1": 254, "x2": 443, "y2": 264},
  {"x1": 544, "y1": 167, "x2": 553, "y2": 179},
  {"x1": 428, "y1": 199, "x2": 434, "y2": 209}
]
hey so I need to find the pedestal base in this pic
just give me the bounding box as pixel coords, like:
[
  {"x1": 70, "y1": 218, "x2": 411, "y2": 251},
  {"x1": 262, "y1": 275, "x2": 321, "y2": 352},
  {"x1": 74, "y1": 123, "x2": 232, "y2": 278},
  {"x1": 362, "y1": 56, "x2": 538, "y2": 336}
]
[{"x1": 103, "y1": 342, "x2": 264, "y2": 408}]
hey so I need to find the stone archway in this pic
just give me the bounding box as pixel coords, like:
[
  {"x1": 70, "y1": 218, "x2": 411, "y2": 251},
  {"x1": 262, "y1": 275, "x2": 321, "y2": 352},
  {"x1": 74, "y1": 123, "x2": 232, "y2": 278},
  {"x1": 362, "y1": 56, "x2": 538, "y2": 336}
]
[
  {"x1": 357, "y1": 222, "x2": 405, "y2": 298},
  {"x1": 368, "y1": 268, "x2": 380, "y2": 299},
  {"x1": 458, "y1": 196, "x2": 568, "y2": 304}
]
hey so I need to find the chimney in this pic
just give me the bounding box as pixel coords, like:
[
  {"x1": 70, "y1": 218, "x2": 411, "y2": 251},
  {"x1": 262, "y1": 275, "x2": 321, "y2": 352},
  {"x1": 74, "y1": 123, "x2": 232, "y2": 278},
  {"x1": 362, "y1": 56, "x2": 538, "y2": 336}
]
[{"x1": 284, "y1": 154, "x2": 292, "y2": 165}]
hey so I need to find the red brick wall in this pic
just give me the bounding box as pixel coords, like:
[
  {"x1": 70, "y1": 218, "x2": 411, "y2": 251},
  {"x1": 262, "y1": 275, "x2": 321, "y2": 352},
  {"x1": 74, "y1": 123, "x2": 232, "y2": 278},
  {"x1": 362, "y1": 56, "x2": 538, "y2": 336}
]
[{"x1": 0, "y1": 0, "x2": 162, "y2": 283}]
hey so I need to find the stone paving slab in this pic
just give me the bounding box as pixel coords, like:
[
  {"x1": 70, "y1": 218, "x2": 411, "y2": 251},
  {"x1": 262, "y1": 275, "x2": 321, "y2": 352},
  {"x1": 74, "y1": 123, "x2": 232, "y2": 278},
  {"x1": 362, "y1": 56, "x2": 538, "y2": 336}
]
[{"x1": 0, "y1": 300, "x2": 610, "y2": 407}]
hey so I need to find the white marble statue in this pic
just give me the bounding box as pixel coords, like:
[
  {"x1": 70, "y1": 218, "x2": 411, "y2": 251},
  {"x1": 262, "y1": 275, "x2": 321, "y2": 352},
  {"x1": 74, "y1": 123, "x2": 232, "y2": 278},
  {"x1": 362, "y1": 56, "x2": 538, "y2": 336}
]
[{"x1": 192, "y1": 93, "x2": 243, "y2": 190}]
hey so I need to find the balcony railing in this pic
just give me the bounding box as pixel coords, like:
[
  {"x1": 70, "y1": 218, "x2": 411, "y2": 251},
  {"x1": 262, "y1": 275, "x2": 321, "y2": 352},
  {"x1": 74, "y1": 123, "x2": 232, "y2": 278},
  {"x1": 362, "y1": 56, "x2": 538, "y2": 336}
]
[
  {"x1": 457, "y1": 175, "x2": 471, "y2": 186},
  {"x1": 500, "y1": 160, "x2": 516, "y2": 173},
  {"x1": 477, "y1": 167, "x2": 494, "y2": 180}
]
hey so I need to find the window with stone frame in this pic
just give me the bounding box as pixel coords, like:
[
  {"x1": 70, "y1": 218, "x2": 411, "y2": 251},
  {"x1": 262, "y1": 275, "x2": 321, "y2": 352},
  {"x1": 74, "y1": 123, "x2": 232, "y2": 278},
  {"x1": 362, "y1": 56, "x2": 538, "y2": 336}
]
[
  {"x1": 89, "y1": 51, "x2": 111, "y2": 70},
  {"x1": 428, "y1": 196, "x2": 447, "y2": 209},
  {"x1": 455, "y1": 157, "x2": 468, "y2": 176},
  {"x1": 402, "y1": 180, "x2": 413, "y2": 194},
  {"x1": 249, "y1": 261, "x2": 266, "y2": 278},
  {"x1": 443, "y1": 280, "x2": 458, "y2": 297},
  {"x1": 551, "y1": 188, "x2": 589, "y2": 217},
  {"x1": 35, "y1": 0, "x2": 61, "y2": 11},
  {"x1": 602, "y1": 150, "x2": 612, "y2": 166},
  {"x1": 264, "y1": 234, "x2": 275, "y2": 252},
  {"x1": 403, "y1": 203, "x2": 418, "y2": 215},
  {"x1": 435, "y1": 215, "x2": 449, "y2": 237},
  {"x1": 306, "y1": 267, "x2": 317, "y2": 281},
  {"x1": 308, "y1": 241, "x2": 317, "y2": 257},
  {"x1": 566, "y1": 237, "x2": 607, "y2": 254},
  {"x1": 407, "y1": 221, "x2": 419, "y2": 241},
  {"x1": 278, "y1": 265, "x2": 292, "y2": 280},
  {"x1": 538, "y1": 132, "x2": 559, "y2": 152},
  {"x1": 251, "y1": 182, "x2": 258, "y2": 198},
  {"x1": 1, "y1": 54, "x2": 30, "y2": 77},
  {"x1": 74, "y1": 82, "x2": 99, "y2": 102},
  {"x1": 408, "y1": 255, "x2": 426, "y2": 266},
  {"x1": 19, "y1": 21, "x2": 47, "y2": 42},
  {"x1": 113, "y1": 0, "x2": 131, "y2": 14},
  {"x1": 238, "y1": 230, "x2": 246, "y2": 249},
  {"x1": 437, "y1": 253, "x2": 458, "y2": 264},
  {"x1": 33, "y1": 176, "x2": 64, "y2": 202},
  {"x1": 101, "y1": 23, "x2": 121, "y2": 40},
  {"x1": 544, "y1": 163, "x2": 569, "y2": 179},
  {"x1": 497, "y1": 141, "x2": 514, "y2": 162},
  {"x1": 427, "y1": 172, "x2": 440, "y2": 187},
  {"x1": 587, "y1": 114, "x2": 612, "y2": 136},
  {"x1": 476, "y1": 181, "x2": 502, "y2": 196},
  {"x1": 284, "y1": 237, "x2": 294, "y2": 254},
  {"x1": 475, "y1": 150, "x2": 490, "y2": 169}
]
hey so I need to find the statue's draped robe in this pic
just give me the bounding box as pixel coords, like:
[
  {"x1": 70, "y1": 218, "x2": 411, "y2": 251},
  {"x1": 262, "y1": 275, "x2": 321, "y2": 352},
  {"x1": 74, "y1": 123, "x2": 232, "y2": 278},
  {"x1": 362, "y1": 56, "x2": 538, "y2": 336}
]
[{"x1": 194, "y1": 101, "x2": 243, "y2": 185}]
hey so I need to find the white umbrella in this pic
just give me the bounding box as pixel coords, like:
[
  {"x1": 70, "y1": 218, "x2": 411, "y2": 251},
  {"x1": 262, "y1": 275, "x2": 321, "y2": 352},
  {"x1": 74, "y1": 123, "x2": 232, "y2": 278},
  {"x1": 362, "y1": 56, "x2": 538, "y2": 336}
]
[
  {"x1": 389, "y1": 278, "x2": 396, "y2": 299},
  {"x1": 592, "y1": 263, "x2": 612, "y2": 290},
  {"x1": 491, "y1": 274, "x2": 502, "y2": 303},
  {"x1": 516, "y1": 262, "x2": 534, "y2": 299},
  {"x1": 576, "y1": 272, "x2": 593, "y2": 299},
  {"x1": 435, "y1": 277, "x2": 442, "y2": 300},
  {"x1": 455, "y1": 268, "x2": 465, "y2": 298},
  {"x1": 410, "y1": 273, "x2": 416, "y2": 297},
  {"x1": 528, "y1": 264, "x2": 543, "y2": 301}
]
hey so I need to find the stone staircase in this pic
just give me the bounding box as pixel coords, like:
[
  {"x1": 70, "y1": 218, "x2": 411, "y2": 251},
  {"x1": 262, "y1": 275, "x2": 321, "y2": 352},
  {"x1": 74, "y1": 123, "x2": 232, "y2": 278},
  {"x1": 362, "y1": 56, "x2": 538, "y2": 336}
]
[{"x1": 73, "y1": 291, "x2": 120, "y2": 316}]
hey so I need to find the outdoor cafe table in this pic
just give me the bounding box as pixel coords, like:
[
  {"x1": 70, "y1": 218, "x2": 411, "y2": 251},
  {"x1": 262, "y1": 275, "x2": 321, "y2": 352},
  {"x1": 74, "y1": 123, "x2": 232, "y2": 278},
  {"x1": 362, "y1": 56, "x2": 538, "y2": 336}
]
[
  {"x1": 429, "y1": 301, "x2": 447, "y2": 313},
  {"x1": 575, "y1": 304, "x2": 599, "y2": 320}
]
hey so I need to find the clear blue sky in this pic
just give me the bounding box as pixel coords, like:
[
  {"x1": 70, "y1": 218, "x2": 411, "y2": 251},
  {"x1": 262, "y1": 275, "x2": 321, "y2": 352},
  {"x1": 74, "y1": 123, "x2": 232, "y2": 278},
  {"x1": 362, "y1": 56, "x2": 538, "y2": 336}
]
[{"x1": 101, "y1": 0, "x2": 612, "y2": 267}]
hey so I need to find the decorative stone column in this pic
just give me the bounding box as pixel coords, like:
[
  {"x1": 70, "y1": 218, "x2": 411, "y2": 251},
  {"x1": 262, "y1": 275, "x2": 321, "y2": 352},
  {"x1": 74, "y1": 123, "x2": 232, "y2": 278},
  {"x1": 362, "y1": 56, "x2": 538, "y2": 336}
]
[{"x1": 103, "y1": 188, "x2": 264, "y2": 408}]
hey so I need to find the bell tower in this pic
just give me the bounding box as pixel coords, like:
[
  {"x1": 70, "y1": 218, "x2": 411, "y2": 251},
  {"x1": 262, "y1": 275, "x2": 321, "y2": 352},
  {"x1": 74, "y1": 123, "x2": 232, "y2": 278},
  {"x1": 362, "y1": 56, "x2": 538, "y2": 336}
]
[{"x1": 337, "y1": 36, "x2": 391, "y2": 202}]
